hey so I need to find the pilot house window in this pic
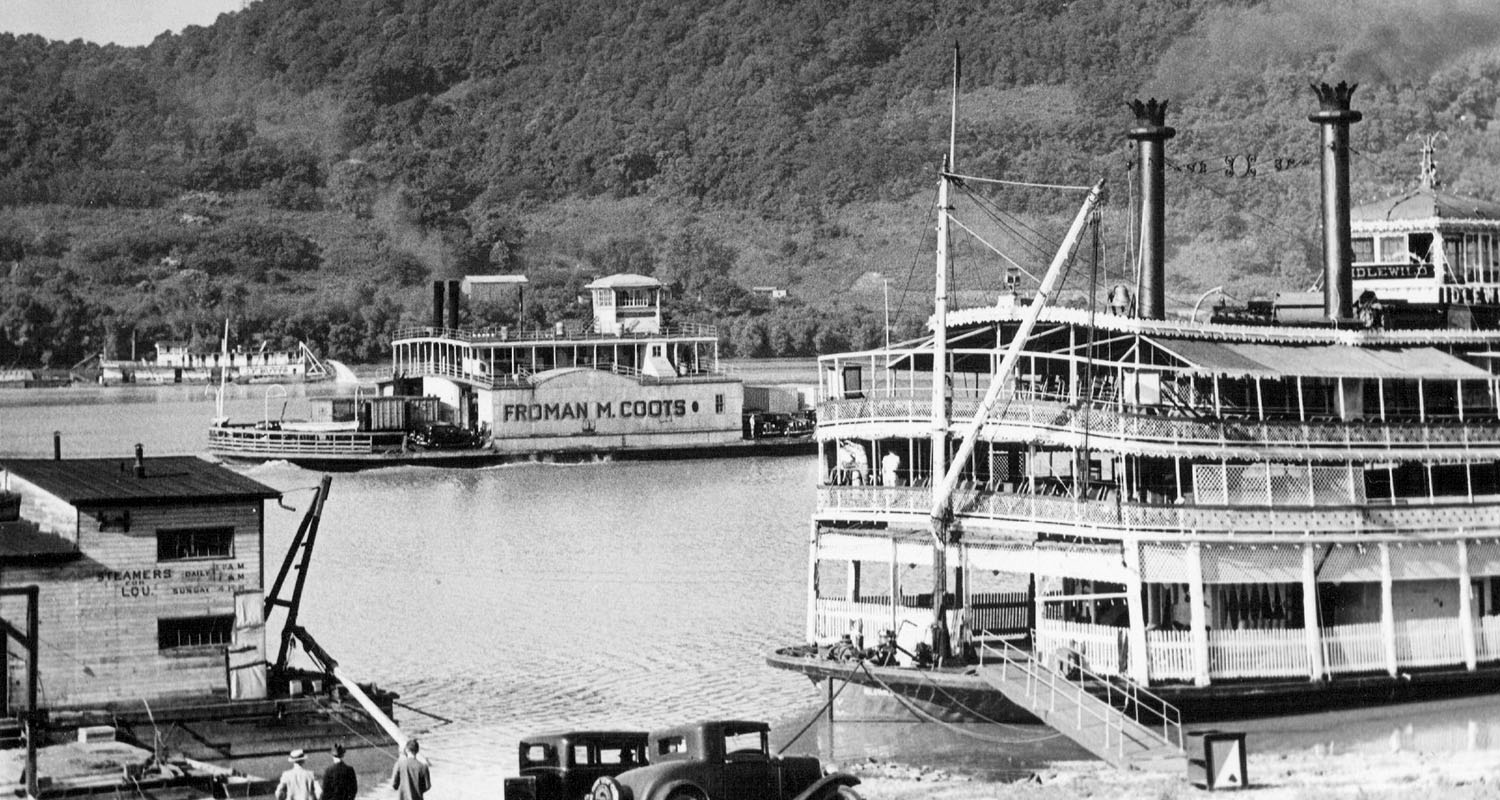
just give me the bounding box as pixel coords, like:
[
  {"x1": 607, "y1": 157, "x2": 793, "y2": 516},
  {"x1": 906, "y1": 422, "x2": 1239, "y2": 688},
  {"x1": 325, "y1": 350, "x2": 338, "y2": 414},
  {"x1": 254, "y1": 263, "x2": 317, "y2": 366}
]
[
  {"x1": 158, "y1": 615, "x2": 234, "y2": 650},
  {"x1": 157, "y1": 527, "x2": 234, "y2": 561}
]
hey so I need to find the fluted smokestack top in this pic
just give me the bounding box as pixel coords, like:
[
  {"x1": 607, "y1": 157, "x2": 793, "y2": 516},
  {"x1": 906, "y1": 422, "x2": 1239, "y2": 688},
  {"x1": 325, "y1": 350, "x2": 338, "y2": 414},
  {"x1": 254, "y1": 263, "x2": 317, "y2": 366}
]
[
  {"x1": 1126, "y1": 98, "x2": 1177, "y2": 140},
  {"x1": 1309, "y1": 82, "x2": 1363, "y2": 122}
]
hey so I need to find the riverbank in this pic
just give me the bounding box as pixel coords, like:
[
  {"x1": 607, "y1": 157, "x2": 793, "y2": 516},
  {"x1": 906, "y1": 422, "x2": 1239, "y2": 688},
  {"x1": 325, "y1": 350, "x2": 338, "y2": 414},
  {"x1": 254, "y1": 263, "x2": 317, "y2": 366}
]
[{"x1": 840, "y1": 749, "x2": 1500, "y2": 799}]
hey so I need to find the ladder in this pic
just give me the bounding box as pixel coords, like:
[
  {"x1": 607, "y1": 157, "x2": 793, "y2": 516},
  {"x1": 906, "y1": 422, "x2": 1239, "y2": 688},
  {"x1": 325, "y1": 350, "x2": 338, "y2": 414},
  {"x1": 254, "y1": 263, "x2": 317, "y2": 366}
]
[{"x1": 976, "y1": 639, "x2": 1184, "y2": 771}]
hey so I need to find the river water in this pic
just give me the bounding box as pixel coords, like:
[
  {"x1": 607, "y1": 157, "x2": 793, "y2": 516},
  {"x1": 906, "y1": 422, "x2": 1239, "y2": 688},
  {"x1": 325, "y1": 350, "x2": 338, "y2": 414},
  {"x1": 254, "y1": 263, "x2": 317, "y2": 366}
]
[
  {"x1": 0, "y1": 368, "x2": 822, "y2": 798},
  {"x1": 5, "y1": 368, "x2": 1500, "y2": 797}
]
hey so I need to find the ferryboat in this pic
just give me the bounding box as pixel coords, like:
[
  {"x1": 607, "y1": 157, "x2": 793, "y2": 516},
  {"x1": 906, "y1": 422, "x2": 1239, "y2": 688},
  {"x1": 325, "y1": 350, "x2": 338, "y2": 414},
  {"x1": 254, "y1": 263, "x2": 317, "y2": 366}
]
[
  {"x1": 95, "y1": 340, "x2": 331, "y2": 386},
  {"x1": 208, "y1": 274, "x2": 814, "y2": 469},
  {"x1": 767, "y1": 71, "x2": 1500, "y2": 727},
  {"x1": 0, "y1": 447, "x2": 404, "y2": 790}
]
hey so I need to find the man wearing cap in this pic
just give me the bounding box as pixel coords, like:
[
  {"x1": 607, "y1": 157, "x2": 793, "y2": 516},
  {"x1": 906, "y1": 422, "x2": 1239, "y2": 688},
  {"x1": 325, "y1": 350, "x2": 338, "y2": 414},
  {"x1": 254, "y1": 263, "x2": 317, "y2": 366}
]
[
  {"x1": 321, "y1": 743, "x2": 357, "y2": 800},
  {"x1": 276, "y1": 749, "x2": 320, "y2": 800},
  {"x1": 391, "y1": 738, "x2": 431, "y2": 800}
]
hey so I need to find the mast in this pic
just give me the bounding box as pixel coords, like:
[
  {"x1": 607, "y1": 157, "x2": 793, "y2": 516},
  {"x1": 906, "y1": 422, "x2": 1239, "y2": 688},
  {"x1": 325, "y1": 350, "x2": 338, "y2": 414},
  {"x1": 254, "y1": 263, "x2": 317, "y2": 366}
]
[{"x1": 929, "y1": 44, "x2": 959, "y2": 659}]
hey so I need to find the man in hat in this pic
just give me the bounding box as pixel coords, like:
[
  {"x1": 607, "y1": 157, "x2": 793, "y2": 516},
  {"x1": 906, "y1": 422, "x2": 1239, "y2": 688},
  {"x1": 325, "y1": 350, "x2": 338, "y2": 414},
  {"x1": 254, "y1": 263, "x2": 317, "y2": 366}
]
[
  {"x1": 275, "y1": 748, "x2": 320, "y2": 800},
  {"x1": 321, "y1": 743, "x2": 357, "y2": 800},
  {"x1": 391, "y1": 738, "x2": 431, "y2": 800}
]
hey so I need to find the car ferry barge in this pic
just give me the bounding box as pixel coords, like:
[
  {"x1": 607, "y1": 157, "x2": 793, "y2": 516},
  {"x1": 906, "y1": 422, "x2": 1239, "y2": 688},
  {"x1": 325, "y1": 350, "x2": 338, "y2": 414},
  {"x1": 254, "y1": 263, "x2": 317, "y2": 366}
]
[
  {"x1": 769, "y1": 76, "x2": 1500, "y2": 735},
  {"x1": 209, "y1": 274, "x2": 813, "y2": 469}
]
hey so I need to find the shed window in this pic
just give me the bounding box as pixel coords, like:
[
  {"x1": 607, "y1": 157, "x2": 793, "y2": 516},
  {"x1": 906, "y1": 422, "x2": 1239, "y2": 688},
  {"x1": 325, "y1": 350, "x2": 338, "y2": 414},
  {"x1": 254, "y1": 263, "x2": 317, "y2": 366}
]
[
  {"x1": 158, "y1": 527, "x2": 234, "y2": 561},
  {"x1": 158, "y1": 615, "x2": 234, "y2": 650}
]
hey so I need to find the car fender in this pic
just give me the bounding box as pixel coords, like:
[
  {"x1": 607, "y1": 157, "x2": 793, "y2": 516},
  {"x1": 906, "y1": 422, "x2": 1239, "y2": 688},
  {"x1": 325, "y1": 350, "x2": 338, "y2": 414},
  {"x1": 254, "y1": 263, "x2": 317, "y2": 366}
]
[
  {"x1": 647, "y1": 777, "x2": 709, "y2": 800},
  {"x1": 790, "y1": 772, "x2": 861, "y2": 800}
]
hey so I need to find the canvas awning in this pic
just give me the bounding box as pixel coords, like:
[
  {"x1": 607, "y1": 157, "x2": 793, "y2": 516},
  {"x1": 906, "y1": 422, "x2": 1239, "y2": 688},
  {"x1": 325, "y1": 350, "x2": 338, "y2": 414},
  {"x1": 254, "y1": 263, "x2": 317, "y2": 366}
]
[{"x1": 1148, "y1": 339, "x2": 1494, "y2": 380}]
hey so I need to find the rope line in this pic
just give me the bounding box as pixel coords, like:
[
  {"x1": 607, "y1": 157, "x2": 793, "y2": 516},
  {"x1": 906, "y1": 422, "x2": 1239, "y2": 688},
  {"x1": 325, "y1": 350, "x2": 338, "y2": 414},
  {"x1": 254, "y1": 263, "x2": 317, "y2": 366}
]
[{"x1": 945, "y1": 171, "x2": 1093, "y2": 192}]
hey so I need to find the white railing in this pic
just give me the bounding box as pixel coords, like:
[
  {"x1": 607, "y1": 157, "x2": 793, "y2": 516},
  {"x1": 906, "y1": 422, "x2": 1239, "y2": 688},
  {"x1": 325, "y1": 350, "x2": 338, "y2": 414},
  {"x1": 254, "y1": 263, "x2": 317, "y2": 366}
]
[
  {"x1": 208, "y1": 426, "x2": 405, "y2": 456},
  {"x1": 979, "y1": 638, "x2": 1184, "y2": 764},
  {"x1": 1477, "y1": 615, "x2": 1500, "y2": 662},
  {"x1": 1321, "y1": 622, "x2": 1386, "y2": 674},
  {"x1": 1145, "y1": 629, "x2": 1194, "y2": 682},
  {"x1": 1208, "y1": 628, "x2": 1309, "y2": 679},
  {"x1": 392, "y1": 322, "x2": 719, "y2": 343},
  {"x1": 1395, "y1": 617, "x2": 1465, "y2": 668},
  {"x1": 810, "y1": 597, "x2": 929, "y2": 644},
  {"x1": 818, "y1": 395, "x2": 1500, "y2": 452},
  {"x1": 1034, "y1": 618, "x2": 1126, "y2": 676},
  {"x1": 818, "y1": 484, "x2": 1500, "y2": 536}
]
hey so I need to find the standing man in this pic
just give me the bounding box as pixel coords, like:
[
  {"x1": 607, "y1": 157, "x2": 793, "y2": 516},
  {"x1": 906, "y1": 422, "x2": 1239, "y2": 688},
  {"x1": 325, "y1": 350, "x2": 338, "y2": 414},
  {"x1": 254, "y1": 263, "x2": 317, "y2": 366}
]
[
  {"x1": 275, "y1": 749, "x2": 320, "y2": 800},
  {"x1": 321, "y1": 744, "x2": 357, "y2": 800},
  {"x1": 881, "y1": 450, "x2": 901, "y2": 487},
  {"x1": 391, "y1": 738, "x2": 432, "y2": 800}
]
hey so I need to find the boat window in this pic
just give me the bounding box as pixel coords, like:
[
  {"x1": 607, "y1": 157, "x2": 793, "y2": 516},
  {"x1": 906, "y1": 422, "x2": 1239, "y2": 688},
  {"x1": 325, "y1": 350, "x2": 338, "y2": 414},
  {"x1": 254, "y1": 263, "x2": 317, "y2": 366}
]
[
  {"x1": 1351, "y1": 237, "x2": 1374, "y2": 264},
  {"x1": 157, "y1": 615, "x2": 234, "y2": 650},
  {"x1": 156, "y1": 527, "x2": 234, "y2": 561},
  {"x1": 1377, "y1": 235, "x2": 1406, "y2": 263},
  {"x1": 715, "y1": 394, "x2": 724, "y2": 413}
]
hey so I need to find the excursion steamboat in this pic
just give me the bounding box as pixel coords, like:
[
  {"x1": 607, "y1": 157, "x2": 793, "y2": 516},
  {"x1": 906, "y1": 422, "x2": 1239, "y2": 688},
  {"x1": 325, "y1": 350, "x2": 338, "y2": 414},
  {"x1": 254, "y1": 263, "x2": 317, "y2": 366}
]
[
  {"x1": 208, "y1": 274, "x2": 813, "y2": 469},
  {"x1": 768, "y1": 73, "x2": 1500, "y2": 742}
]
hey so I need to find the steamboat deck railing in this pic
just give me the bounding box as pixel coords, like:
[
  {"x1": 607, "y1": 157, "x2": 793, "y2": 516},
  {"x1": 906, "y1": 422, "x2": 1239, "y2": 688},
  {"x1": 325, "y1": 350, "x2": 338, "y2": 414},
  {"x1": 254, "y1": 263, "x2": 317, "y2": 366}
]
[
  {"x1": 811, "y1": 598, "x2": 1500, "y2": 684},
  {"x1": 817, "y1": 484, "x2": 1500, "y2": 535},
  {"x1": 818, "y1": 396, "x2": 1500, "y2": 454},
  {"x1": 208, "y1": 426, "x2": 405, "y2": 455},
  {"x1": 393, "y1": 322, "x2": 719, "y2": 343},
  {"x1": 390, "y1": 358, "x2": 731, "y2": 389}
]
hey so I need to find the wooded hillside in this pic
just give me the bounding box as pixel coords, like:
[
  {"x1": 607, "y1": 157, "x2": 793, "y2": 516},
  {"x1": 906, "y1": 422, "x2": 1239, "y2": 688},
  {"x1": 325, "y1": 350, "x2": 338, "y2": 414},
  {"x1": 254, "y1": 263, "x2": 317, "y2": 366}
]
[{"x1": 3, "y1": 0, "x2": 1499, "y2": 367}]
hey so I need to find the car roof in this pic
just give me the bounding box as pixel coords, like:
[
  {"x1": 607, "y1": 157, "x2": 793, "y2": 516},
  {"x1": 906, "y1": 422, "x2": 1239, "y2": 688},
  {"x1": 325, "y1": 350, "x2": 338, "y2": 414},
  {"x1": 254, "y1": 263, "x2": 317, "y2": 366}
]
[
  {"x1": 650, "y1": 720, "x2": 770, "y2": 739},
  {"x1": 522, "y1": 731, "x2": 649, "y2": 745}
]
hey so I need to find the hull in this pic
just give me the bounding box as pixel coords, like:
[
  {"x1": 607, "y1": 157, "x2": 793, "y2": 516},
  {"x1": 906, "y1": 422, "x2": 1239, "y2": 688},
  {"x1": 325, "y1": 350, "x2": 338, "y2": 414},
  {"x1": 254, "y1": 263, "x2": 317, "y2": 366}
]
[
  {"x1": 210, "y1": 429, "x2": 814, "y2": 470},
  {"x1": 767, "y1": 647, "x2": 1500, "y2": 722}
]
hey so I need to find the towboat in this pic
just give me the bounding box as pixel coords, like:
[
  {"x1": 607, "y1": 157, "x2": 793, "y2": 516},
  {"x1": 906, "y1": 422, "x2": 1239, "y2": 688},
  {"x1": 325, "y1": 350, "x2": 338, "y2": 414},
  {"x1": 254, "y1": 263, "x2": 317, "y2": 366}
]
[
  {"x1": 768, "y1": 63, "x2": 1500, "y2": 731},
  {"x1": 209, "y1": 274, "x2": 815, "y2": 469}
]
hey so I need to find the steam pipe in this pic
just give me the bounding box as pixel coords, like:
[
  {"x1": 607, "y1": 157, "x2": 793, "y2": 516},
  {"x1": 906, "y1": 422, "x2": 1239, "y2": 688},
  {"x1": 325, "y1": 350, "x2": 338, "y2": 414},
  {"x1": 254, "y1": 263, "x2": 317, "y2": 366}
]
[
  {"x1": 1127, "y1": 99, "x2": 1174, "y2": 321},
  {"x1": 1310, "y1": 82, "x2": 1362, "y2": 323}
]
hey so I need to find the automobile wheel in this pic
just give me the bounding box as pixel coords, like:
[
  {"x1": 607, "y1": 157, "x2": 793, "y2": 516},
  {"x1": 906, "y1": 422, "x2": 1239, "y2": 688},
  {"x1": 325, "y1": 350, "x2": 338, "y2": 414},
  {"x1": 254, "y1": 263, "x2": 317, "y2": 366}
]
[{"x1": 590, "y1": 776, "x2": 624, "y2": 800}]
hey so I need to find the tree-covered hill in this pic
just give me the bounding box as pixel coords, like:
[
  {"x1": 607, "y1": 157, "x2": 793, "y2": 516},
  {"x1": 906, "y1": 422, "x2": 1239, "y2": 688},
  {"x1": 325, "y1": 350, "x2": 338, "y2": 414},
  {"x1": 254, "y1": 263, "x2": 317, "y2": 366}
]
[{"x1": 3, "y1": 0, "x2": 1500, "y2": 367}]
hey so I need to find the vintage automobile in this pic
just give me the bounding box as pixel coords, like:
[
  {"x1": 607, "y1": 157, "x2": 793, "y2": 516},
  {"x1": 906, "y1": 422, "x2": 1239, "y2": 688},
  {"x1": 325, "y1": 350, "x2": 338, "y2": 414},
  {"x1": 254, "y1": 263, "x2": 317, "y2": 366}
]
[
  {"x1": 588, "y1": 720, "x2": 861, "y2": 800},
  {"x1": 407, "y1": 422, "x2": 481, "y2": 449},
  {"x1": 504, "y1": 730, "x2": 650, "y2": 800}
]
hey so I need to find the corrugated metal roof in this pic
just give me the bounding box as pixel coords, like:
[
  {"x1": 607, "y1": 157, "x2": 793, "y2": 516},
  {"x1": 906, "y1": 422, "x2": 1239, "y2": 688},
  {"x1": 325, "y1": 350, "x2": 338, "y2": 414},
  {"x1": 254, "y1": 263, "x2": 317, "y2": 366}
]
[
  {"x1": 0, "y1": 456, "x2": 279, "y2": 508},
  {"x1": 1150, "y1": 340, "x2": 1493, "y2": 380}
]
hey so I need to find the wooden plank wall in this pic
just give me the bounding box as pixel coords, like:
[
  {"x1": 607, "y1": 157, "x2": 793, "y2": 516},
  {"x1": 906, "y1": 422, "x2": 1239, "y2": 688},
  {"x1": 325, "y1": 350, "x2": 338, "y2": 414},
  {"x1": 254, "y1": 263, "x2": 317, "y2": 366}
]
[{"x1": 1, "y1": 501, "x2": 264, "y2": 709}]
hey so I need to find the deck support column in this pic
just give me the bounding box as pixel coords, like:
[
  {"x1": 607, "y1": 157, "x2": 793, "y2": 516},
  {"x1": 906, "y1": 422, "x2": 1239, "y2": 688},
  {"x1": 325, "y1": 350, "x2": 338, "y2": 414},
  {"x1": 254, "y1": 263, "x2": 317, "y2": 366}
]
[
  {"x1": 1459, "y1": 539, "x2": 1478, "y2": 671},
  {"x1": 806, "y1": 521, "x2": 820, "y2": 643},
  {"x1": 1380, "y1": 543, "x2": 1398, "y2": 677},
  {"x1": 1123, "y1": 542, "x2": 1150, "y2": 684},
  {"x1": 1187, "y1": 542, "x2": 1211, "y2": 687},
  {"x1": 889, "y1": 538, "x2": 901, "y2": 636},
  {"x1": 1302, "y1": 544, "x2": 1325, "y2": 680}
]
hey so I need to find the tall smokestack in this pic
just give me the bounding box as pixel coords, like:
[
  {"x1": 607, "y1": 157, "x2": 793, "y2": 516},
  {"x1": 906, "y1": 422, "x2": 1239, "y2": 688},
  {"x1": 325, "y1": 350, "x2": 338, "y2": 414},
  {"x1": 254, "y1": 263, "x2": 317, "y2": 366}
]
[
  {"x1": 1310, "y1": 82, "x2": 1362, "y2": 322},
  {"x1": 1127, "y1": 98, "x2": 1175, "y2": 320},
  {"x1": 432, "y1": 281, "x2": 445, "y2": 329},
  {"x1": 133, "y1": 444, "x2": 145, "y2": 478},
  {"x1": 447, "y1": 280, "x2": 462, "y2": 329}
]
